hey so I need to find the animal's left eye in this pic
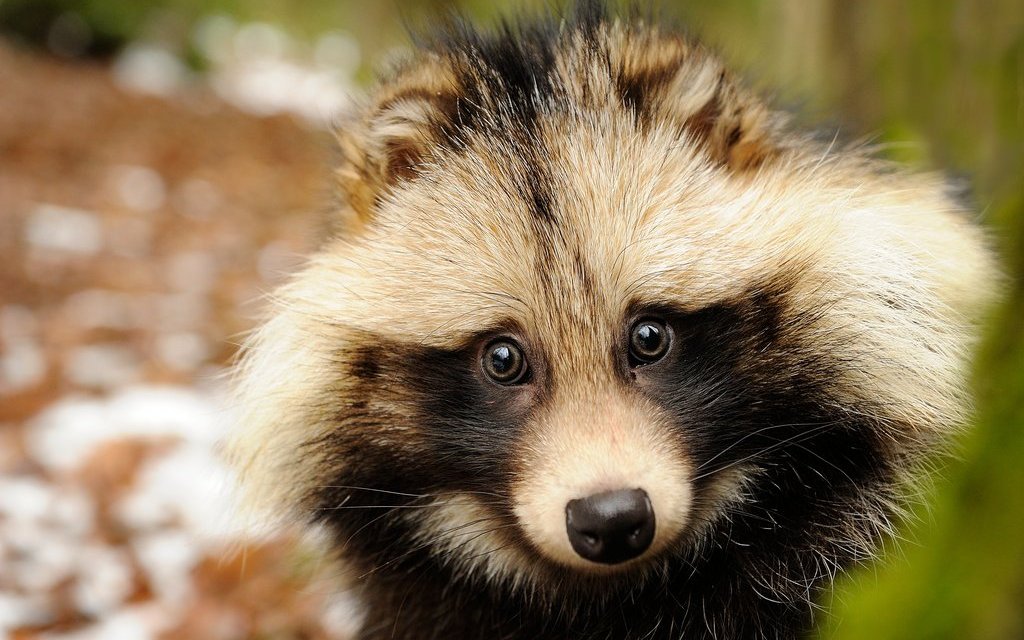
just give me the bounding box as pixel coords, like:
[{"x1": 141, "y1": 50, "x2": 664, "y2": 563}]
[{"x1": 628, "y1": 319, "x2": 671, "y2": 366}]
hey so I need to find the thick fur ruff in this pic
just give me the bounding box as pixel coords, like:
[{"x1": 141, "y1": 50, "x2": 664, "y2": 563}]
[{"x1": 228, "y1": 3, "x2": 998, "y2": 639}]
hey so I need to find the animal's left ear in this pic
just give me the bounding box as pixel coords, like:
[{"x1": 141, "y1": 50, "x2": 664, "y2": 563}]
[
  {"x1": 335, "y1": 59, "x2": 456, "y2": 227},
  {"x1": 616, "y1": 41, "x2": 784, "y2": 171}
]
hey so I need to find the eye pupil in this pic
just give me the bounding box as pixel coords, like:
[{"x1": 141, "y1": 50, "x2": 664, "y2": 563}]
[
  {"x1": 491, "y1": 345, "x2": 513, "y2": 373},
  {"x1": 483, "y1": 340, "x2": 527, "y2": 384},
  {"x1": 636, "y1": 324, "x2": 660, "y2": 350},
  {"x1": 629, "y1": 319, "x2": 670, "y2": 365}
]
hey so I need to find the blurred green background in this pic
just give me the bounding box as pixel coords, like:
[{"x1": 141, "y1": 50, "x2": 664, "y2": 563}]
[{"x1": 2, "y1": 0, "x2": 1021, "y2": 638}]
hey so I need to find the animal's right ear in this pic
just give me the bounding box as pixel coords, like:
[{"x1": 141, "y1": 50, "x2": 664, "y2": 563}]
[{"x1": 335, "y1": 61, "x2": 456, "y2": 227}]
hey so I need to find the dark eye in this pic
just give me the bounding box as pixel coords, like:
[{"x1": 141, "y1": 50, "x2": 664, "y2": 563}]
[
  {"x1": 629, "y1": 319, "x2": 671, "y2": 365},
  {"x1": 482, "y1": 340, "x2": 528, "y2": 385}
]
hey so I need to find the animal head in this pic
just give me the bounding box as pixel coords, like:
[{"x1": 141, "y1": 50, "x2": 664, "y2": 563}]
[{"x1": 229, "y1": 1, "x2": 995, "y2": 611}]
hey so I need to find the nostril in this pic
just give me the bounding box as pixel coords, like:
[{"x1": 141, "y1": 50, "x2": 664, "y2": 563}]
[{"x1": 565, "y1": 488, "x2": 655, "y2": 565}]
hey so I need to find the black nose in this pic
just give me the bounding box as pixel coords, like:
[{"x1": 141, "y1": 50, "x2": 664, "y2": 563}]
[{"x1": 565, "y1": 488, "x2": 655, "y2": 564}]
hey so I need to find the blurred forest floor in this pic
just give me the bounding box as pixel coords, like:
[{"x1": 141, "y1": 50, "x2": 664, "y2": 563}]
[
  {"x1": 0, "y1": 1, "x2": 1022, "y2": 639},
  {"x1": 0, "y1": 42, "x2": 359, "y2": 639}
]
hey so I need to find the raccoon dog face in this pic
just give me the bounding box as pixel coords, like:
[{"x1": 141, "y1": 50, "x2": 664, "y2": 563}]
[{"x1": 229, "y1": 3, "x2": 996, "y2": 638}]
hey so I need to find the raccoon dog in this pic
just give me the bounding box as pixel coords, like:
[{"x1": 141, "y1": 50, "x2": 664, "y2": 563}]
[{"x1": 229, "y1": 3, "x2": 997, "y2": 638}]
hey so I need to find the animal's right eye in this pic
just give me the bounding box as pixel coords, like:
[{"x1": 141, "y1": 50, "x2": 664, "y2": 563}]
[{"x1": 482, "y1": 340, "x2": 528, "y2": 385}]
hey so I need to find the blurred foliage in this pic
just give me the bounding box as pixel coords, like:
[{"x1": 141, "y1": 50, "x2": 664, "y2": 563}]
[
  {"x1": 1, "y1": 0, "x2": 1022, "y2": 638},
  {"x1": 673, "y1": 4, "x2": 1024, "y2": 635}
]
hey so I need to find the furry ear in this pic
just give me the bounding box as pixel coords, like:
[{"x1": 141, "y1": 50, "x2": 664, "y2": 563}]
[
  {"x1": 335, "y1": 61, "x2": 455, "y2": 225},
  {"x1": 614, "y1": 34, "x2": 783, "y2": 171},
  {"x1": 669, "y1": 64, "x2": 783, "y2": 171}
]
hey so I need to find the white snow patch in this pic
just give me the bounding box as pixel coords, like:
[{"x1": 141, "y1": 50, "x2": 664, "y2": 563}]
[
  {"x1": 0, "y1": 476, "x2": 56, "y2": 522},
  {"x1": 72, "y1": 546, "x2": 135, "y2": 617},
  {"x1": 192, "y1": 18, "x2": 353, "y2": 125},
  {"x1": 0, "y1": 341, "x2": 46, "y2": 393},
  {"x1": 25, "y1": 204, "x2": 103, "y2": 255},
  {"x1": 0, "y1": 479, "x2": 95, "y2": 593},
  {"x1": 211, "y1": 59, "x2": 350, "y2": 123},
  {"x1": 27, "y1": 385, "x2": 224, "y2": 473},
  {"x1": 111, "y1": 165, "x2": 167, "y2": 213},
  {"x1": 0, "y1": 477, "x2": 93, "y2": 532},
  {"x1": 132, "y1": 531, "x2": 198, "y2": 608},
  {"x1": 112, "y1": 44, "x2": 188, "y2": 97},
  {"x1": 2, "y1": 523, "x2": 79, "y2": 592},
  {"x1": 116, "y1": 443, "x2": 243, "y2": 541},
  {"x1": 46, "y1": 489, "x2": 95, "y2": 538},
  {"x1": 0, "y1": 593, "x2": 52, "y2": 630},
  {"x1": 4, "y1": 385, "x2": 254, "y2": 636}
]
